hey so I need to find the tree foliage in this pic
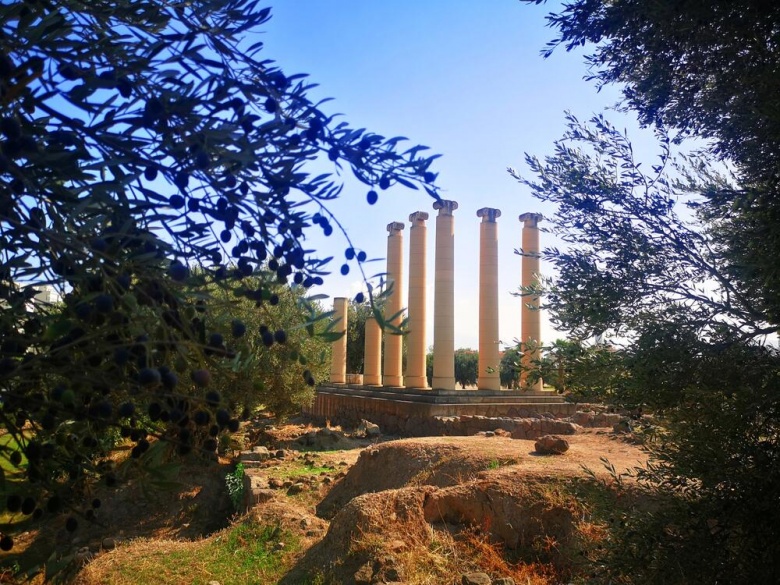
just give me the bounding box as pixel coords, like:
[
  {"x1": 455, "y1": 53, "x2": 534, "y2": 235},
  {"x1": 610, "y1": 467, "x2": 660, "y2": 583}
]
[
  {"x1": 201, "y1": 277, "x2": 331, "y2": 418},
  {"x1": 345, "y1": 296, "x2": 372, "y2": 375},
  {"x1": 498, "y1": 346, "x2": 521, "y2": 389},
  {"x1": 527, "y1": 0, "x2": 780, "y2": 329},
  {"x1": 0, "y1": 0, "x2": 439, "y2": 554},
  {"x1": 530, "y1": 0, "x2": 780, "y2": 182},
  {"x1": 523, "y1": 2, "x2": 780, "y2": 578},
  {"x1": 515, "y1": 113, "x2": 780, "y2": 583},
  {"x1": 453, "y1": 348, "x2": 478, "y2": 389}
]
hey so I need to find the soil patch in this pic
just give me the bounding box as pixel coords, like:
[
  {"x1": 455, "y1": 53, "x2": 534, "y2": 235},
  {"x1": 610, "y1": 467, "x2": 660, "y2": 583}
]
[
  {"x1": 9, "y1": 419, "x2": 649, "y2": 584},
  {"x1": 318, "y1": 430, "x2": 647, "y2": 519}
]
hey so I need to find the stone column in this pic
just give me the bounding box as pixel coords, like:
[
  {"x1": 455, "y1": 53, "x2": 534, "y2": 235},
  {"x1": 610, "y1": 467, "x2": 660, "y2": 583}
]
[
  {"x1": 363, "y1": 314, "x2": 382, "y2": 386},
  {"x1": 383, "y1": 221, "x2": 405, "y2": 387},
  {"x1": 405, "y1": 211, "x2": 429, "y2": 388},
  {"x1": 432, "y1": 200, "x2": 458, "y2": 390},
  {"x1": 477, "y1": 208, "x2": 501, "y2": 390},
  {"x1": 329, "y1": 297, "x2": 348, "y2": 384},
  {"x1": 519, "y1": 212, "x2": 544, "y2": 391}
]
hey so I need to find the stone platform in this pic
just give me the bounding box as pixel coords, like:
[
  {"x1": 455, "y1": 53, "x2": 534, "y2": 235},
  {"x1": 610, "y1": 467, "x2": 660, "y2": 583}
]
[{"x1": 303, "y1": 384, "x2": 577, "y2": 435}]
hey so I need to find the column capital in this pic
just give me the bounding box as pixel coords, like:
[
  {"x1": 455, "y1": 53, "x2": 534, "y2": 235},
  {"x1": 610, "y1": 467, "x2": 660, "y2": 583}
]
[
  {"x1": 519, "y1": 212, "x2": 543, "y2": 228},
  {"x1": 386, "y1": 221, "x2": 405, "y2": 234},
  {"x1": 477, "y1": 207, "x2": 501, "y2": 222},
  {"x1": 433, "y1": 199, "x2": 458, "y2": 216},
  {"x1": 409, "y1": 211, "x2": 429, "y2": 225}
]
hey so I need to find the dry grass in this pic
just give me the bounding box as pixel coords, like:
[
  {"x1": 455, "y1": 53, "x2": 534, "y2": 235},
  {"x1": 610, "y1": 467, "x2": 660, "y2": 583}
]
[{"x1": 393, "y1": 525, "x2": 560, "y2": 585}]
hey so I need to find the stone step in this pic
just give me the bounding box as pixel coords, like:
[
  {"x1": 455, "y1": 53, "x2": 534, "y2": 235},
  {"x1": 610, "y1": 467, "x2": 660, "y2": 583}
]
[{"x1": 316, "y1": 385, "x2": 566, "y2": 405}]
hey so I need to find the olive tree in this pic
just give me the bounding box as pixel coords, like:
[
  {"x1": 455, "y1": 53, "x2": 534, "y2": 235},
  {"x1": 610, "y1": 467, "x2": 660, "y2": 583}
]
[
  {"x1": 514, "y1": 114, "x2": 780, "y2": 583},
  {"x1": 0, "y1": 0, "x2": 438, "y2": 552}
]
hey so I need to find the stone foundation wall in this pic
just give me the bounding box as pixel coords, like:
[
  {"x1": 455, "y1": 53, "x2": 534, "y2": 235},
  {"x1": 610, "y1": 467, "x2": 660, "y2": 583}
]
[
  {"x1": 302, "y1": 387, "x2": 623, "y2": 438},
  {"x1": 304, "y1": 389, "x2": 579, "y2": 430}
]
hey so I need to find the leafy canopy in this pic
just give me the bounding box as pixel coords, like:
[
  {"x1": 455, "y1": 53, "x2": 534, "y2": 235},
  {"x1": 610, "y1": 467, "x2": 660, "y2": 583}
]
[{"x1": 0, "y1": 0, "x2": 439, "y2": 554}]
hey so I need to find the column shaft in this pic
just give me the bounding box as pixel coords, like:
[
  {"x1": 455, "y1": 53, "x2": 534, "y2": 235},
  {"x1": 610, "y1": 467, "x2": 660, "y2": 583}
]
[
  {"x1": 519, "y1": 213, "x2": 543, "y2": 391},
  {"x1": 363, "y1": 315, "x2": 382, "y2": 385},
  {"x1": 329, "y1": 297, "x2": 348, "y2": 384},
  {"x1": 432, "y1": 200, "x2": 458, "y2": 389},
  {"x1": 383, "y1": 222, "x2": 405, "y2": 387},
  {"x1": 478, "y1": 208, "x2": 501, "y2": 390},
  {"x1": 406, "y1": 212, "x2": 429, "y2": 388}
]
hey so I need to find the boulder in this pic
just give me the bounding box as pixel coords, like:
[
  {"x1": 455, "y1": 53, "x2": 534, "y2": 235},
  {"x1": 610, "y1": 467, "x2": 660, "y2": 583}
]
[
  {"x1": 356, "y1": 418, "x2": 381, "y2": 438},
  {"x1": 462, "y1": 572, "x2": 492, "y2": 585},
  {"x1": 534, "y1": 435, "x2": 570, "y2": 455}
]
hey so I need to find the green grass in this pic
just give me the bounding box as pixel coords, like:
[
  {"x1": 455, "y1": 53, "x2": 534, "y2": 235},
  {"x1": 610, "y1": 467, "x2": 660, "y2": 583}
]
[
  {"x1": 92, "y1": 518, "x2": 300, "y2": 585},
  {"x1": 209, "y1": 521, "x2": 293, "y2": 576},
  {"x1": 282, "y1": 463, "x2": 332, "y2": 478}
]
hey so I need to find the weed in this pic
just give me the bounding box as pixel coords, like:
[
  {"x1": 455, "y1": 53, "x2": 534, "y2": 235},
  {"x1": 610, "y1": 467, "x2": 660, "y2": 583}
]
[{"x1": 225, "y1": 462, "x2": 245, "y2": 511}]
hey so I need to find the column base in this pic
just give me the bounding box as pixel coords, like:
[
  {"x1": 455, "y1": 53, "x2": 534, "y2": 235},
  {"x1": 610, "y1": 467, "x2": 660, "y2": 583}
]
[
  {"x1": 383, "y1": 375, "x2": 403, "y2": 387},
  {"x1": 363, "y1": 375, "x2": 382, "y2": 386},
  {"x1": 431, "y1": 376, "x2": 455, "y2": 391},
  {"x1": 329, "y1": 376, "x2": 346, "y2": 384},
  {"x1": 404, "y1": 376, "x2": 428, "y2": 389},
  {"x1": 477, "y1": 377, "x2": 501, "y2": 391}
]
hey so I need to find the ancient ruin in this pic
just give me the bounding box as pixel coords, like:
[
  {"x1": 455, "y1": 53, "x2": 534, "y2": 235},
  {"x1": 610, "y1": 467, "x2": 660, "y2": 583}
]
[{"x1": 308, "y1": 203, "x2": 561, "y2": 427}]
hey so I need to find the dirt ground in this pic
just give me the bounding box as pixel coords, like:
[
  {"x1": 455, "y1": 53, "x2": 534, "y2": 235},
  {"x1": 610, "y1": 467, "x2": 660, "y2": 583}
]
[{"x1": 5, "y1": 417, "x2": 650, "y2": 584}]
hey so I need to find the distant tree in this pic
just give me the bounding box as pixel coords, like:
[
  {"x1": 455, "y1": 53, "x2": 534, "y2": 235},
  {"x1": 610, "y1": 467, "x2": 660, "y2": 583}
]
[
  {"x1": 345, "y1": 296, "x2": 372, "y2": 375},
  {"x1": 204, "y1": 277, "x2": 331, "y2": 418},
  {"x1": 536, "y1": 339, "x2": 578, "y2": 394},
  {"x1": 499, "y1": 346, "x2": 522, "y2": 389},
  {"x1": 453, "y1": 348, "x2": 478, "y2": 389},
  {"x1": 0, "y1": 0, "x2": 438, "y2": 556},
  {"x1": 426, "y1": 348, "x2": 433, "y2": 387},
  {"x1": 535, "y1": 338, "x2": 624, "y2": 397}
]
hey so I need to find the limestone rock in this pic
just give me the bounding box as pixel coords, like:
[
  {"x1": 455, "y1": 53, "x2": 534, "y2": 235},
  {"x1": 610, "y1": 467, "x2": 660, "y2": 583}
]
[
  {"x1": 357, "y1": 419, "x2": 382, "y2": 437},
  {"x1": 462, "y1": 572, "x2": 492, "y2": 585},
  {"x1": 247, "y1": 488, "x2": 275, "y2": 506},
  {"x1": 534, "y1": 434, "x2": 570, "y2": 455},
  {"x1": 240, "y1": 446, "x2": 270, "y2": 462}
]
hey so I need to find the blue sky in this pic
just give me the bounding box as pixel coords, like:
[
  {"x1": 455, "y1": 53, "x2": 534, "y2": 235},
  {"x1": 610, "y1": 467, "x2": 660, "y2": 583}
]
[{"x1": 257, "y1": 1, "x2": 662, "y2": 350}]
